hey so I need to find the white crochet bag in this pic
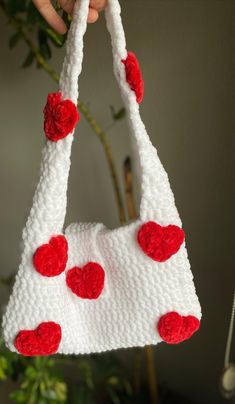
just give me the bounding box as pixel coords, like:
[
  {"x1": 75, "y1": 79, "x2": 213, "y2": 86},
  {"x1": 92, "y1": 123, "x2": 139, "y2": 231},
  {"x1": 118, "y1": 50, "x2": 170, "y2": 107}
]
[{"x1": 2, "y1": 0, "x2": 201, "y2": 356}]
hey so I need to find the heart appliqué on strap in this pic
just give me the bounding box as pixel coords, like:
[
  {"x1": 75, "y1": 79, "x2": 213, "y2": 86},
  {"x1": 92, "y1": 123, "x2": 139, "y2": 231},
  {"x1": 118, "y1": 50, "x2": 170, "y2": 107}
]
[
  {"x1": 66, "y1": 262, "x2": 105, "y2": 299},
  {"x1": 14, "y1": 322, "x2": 62, "y2": 356},
  {"x1": 137, "y1": 221, "x2": 184, "y2": 262},
  {"x1": 33, "y1": 235, "x2": 68, "y2": 277},
  {"x1": 44, "y1": 92, "x2": 80, "y2": 142},
  {"x1": 122, "y1": 51, "x2": 144, "y2": 104},
  {"x1": 157, "y1": 312, "x2": 200, "y2": 344}
]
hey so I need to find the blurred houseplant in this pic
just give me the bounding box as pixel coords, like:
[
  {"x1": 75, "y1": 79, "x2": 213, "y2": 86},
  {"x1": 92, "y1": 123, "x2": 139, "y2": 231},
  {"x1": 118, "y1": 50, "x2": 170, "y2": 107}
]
[{"x1": 0, "y1": 1, "x2": 162, "y2": 403}]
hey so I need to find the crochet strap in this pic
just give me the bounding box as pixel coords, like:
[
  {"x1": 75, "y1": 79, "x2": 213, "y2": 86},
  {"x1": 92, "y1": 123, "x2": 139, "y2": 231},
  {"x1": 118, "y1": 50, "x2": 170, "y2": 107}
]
[
  {"x1": 106, "y1": 0, "x2": 178, "y2": 224},
  {"x1": 22, "y1": 0, "x2": 180, "y2": 252},
  {"x1": 59, "y1": 0, "x2": 127, "y2": 101},
  {"x1": 59, "y1": 0, "x2": 89, "y2": 102},
  {"x1": 59, "y1": 0, "x2": 178, "y2": 224}
]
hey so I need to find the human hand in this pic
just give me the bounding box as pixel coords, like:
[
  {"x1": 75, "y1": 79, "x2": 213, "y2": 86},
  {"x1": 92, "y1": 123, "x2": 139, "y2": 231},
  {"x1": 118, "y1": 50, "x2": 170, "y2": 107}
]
[{"x1": 32, "y1": 0, "x2": 107, "y2": 34}]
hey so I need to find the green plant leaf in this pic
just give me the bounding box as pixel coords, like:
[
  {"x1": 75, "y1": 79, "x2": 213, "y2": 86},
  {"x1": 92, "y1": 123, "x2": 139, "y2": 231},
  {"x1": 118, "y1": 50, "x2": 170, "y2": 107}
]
[
  {"x1": 0, "y1": 367, "x2": 6, "y2": 380},
  {"x1": 106, "y1": 385, "x2": 120, "y2": 404},
  {"x1": 10, "y1": 389, "x2": 27, "y2": 403},
  {"x1": 110, "y1": 106, "x2": 126, "y2": 121},
  {"x1": 0, "y1": 273, "x2": 15, "y2": 286},
  {"x1": 21, "y1": 51, "x2": 35, "y2": 68},
  {"x1": 123, "y1": 379, "x2": 133, "y2": 396},
  {"x1": 25, "y1": 366, "x2": 37, "y2": 381},
  {"x1": 42, "y1": 388, "x2": 57, "y2": 400},
  {"x1": 54, "y1": 381, "x2": 67, "y2": 401},
  {"x1": 37, "y1": 399, "x2": 48, "y2": 404},
  {"x1": 45, "y1": 28, "x2": 66, "y2": 48},
  {"x1": 78, "y1": 359, "x2": 94, "y2": 390},
  {"x1": 108, "y1": 376, "x2": 120, "y2": 386},
  {"x1": 62, "y1": 10, "x2": 72, "y2": 29},
  {"x1": 6, "y1": 0, "x2": 26, "y2": 15},
  {"x1": 34, "y1": 356, "x2": 48, "y2": 369},
  {"x1": 9, "y1": 32, "x2": 21, "y2": 49},
  {"x1": 72, "y1": 386, "x2": 95, "y2": 404},
  {"x1": 4, "y1": 353, "x2": 24, "y2": 381},
  {"x1": 39, "y1": 380, "x2": 46, "y2": 396},
  {"x1": 26, "y1": 2, "x2": 47, "y2": 27},
  {"x1": 0, "y1": 355, "x2": 8, "y2": 380},
  {"x1": 47, "y1": 359, "x2": 55, "y2": 368},
  {"x1": 38, "y1": 29, "x2": 52, "y2": 60}
]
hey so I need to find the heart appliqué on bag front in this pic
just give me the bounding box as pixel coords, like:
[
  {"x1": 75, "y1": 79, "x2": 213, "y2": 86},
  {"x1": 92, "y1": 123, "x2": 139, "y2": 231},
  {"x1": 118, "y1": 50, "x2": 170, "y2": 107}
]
[
  {"x1": 137, "y1": 221, "x2": 185, "y2": 262},
  {"x1": 33, "y1": 235, "x2": 68, "y2": 277},
  {"x1": 157, "y1": 312, "x2": 200, "y2": 344},
  {"x1": 14, "y1": 322, "x2": 62, "y2": 356},
  {"x1": 66, "y1": 262, "x2": 105, "y2": 299}
]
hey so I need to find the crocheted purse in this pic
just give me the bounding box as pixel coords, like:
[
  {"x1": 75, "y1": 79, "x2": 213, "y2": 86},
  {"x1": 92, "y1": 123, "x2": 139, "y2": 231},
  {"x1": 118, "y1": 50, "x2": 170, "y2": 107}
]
[{"x1": 2, "y1": 0, "x2": 201, "y2": 356}]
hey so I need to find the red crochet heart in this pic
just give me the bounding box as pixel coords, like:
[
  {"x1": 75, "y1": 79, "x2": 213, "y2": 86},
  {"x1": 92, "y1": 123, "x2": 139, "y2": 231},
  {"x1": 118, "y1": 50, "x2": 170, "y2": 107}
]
[
  {"x1": 14, "y1": 322, "x2": 62, "y2": 356},
  {"x1": 44, "y1": 91, "x2": 80, "y2": 142},
  {"x1": 33, "y1": 235, "x2": 68, "y2": 277},
  {"x1": 157, "y1": 312, "x2": 200, "y2": 344},
  {"x1": 66, "y1": 262, "x2": 105, "y2": 299},
  {"x1": 122, "y1": 51, "x2": 144, "y2": 104},
  {"x1": 137, "y1": 221, "x2": 185, "y2": 262}
]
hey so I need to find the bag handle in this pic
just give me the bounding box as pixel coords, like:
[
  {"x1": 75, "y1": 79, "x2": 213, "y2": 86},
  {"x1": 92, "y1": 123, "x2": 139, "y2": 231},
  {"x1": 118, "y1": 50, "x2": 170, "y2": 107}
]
[
  {"x1": 60, "y1": 0, "x2": 179, "y2": 222},
  {"x1": 23, "y1": 0, "x2": 181, "y2": 251}
]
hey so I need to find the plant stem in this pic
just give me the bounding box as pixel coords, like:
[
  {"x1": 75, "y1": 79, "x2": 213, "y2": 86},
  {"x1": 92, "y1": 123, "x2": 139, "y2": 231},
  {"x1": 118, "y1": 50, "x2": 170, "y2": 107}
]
[
  {"x1": 145, "y1": 346, "x2": 159, "y2": 404},
  {"x1": 2, "y1": 11, "x2": 126, "y2": 225},
  {"x1": 133, "y1": 348, "x2": 142, "y2": 394},
  {"x1": 124, "y1": 157, "x2": 137, "y2": 220},
  {"x1": 78, "y1": 101, "x2": 126, "y2": 224}
]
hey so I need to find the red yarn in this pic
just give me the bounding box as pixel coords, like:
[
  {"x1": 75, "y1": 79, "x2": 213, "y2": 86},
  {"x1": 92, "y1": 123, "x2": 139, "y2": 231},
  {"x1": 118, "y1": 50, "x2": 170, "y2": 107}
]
[
  {"x1": 14, "y1": 322, "x2": 62, "y2": 356},
  {"x1": 122, "y1": 51, "x2": 144, "y2": 103},
  {"x1": 66, "y1": 262, "x2": 105, "y2": 299},
  {"x1": 33, "y1": 235, "x2": 68, "y2": 277},
  {"x1": 44, "y1": 91, "x2": 80, "y2": 141},
  {"x1": 137, "y1": 221, "x2": 185, "y2": 262},
  {"x1": 157, "y1": 312, "x2": 200, "y2": 344}
]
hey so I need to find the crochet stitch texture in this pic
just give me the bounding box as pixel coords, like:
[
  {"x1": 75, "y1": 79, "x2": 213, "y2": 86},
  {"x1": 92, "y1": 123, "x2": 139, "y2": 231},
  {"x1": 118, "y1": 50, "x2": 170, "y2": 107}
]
[{"x1": 2, "y1": 0, "x2": 201, "y2": 355}]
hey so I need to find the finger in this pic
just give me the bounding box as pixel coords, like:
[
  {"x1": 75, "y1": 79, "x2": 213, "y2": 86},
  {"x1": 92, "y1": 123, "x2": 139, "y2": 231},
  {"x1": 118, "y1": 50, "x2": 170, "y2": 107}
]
[
  {"x1": 87, "y1": 7, "x2": 99, "y2": 23},
  {"x1": 89, "y1": 0, "x2": 107, "y2": 12},
  {"x1": 33, "y1": 0, "x2": 67, "y2": 34},
  {"x1": 58, "y1": 0, "x2": 75, "y2": 15}
]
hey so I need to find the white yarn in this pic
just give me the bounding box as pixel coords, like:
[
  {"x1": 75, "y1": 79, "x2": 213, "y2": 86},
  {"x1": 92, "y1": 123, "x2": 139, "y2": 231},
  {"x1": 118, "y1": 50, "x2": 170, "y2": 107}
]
[{"x1": 2, "y1": 0, "x2": 201, "y2": 355}]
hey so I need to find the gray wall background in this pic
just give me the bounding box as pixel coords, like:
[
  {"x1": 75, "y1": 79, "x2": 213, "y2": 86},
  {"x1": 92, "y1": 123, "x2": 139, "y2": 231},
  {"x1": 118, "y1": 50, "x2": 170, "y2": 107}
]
[{"x1": 0, "y1": 1, "x2": 234, "y2": 403}]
